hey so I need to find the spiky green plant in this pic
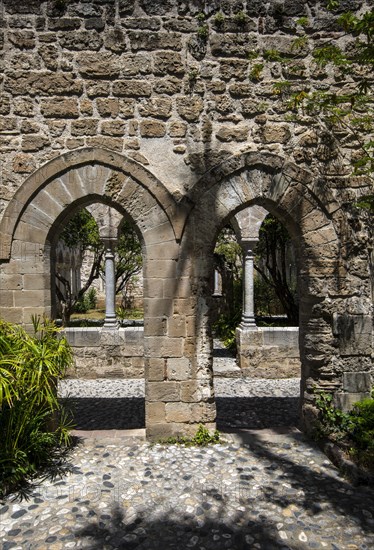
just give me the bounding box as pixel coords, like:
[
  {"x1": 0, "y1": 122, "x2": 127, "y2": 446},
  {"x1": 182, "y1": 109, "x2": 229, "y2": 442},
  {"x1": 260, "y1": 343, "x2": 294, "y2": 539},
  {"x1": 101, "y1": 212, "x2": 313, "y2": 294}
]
[{"x1": 0, "y1": 316, "x2": 74, "y2": 496}]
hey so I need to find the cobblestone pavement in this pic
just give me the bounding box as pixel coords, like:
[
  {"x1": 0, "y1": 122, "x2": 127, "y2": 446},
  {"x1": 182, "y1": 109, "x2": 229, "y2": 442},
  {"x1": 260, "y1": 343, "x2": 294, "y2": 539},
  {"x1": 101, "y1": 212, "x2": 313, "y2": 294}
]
[{"x1": 1, "y1": 377, "x2": 373, "y2": 550}]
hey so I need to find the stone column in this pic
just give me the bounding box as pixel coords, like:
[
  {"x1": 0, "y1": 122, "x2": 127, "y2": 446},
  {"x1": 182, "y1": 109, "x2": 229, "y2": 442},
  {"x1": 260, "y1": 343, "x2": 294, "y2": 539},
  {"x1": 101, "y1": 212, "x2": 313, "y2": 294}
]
[
  {"x1": 103, "y1": 239, "x2": 118, "y2": 329},
  {"x1": 240, "y1": 239, "x2": 258, "y2": 329},
  {"x1": 212, "y1": 269, "x2": 222, "y2": 297}
]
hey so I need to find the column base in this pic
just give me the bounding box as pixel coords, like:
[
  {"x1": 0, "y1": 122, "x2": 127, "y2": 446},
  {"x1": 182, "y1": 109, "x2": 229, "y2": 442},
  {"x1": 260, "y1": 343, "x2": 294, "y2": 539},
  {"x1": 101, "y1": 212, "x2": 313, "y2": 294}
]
[
  {"x1": 103, "y1": 317, "x2": 119, "y2": 329},
  {"x1": 239, "y1": 315, "x2": 257, "y2": 329}
]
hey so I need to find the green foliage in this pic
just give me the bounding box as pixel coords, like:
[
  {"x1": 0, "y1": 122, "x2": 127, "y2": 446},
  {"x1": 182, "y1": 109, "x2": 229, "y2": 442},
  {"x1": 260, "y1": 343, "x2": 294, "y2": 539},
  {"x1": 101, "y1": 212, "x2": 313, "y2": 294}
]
[
  {"x1": 197, "y1": 24, "x2": 209, "y2": 40},
  {"x1": 272, "y1": 80, "x2": 291, "y2": 95},
  {"x1": 313, "y1": 390, "x2": 354, "y2": 439},
  {"x1": 313, "y1": 389, "x2": 374, "y2": 472},
  {"x1": 0, "y1": 317, "x2": 74, "y2": 497},
  {"x1": 213, "y1": 310, "x2": 240, "y2": 351},
  {"x1": 263, "y1": 49, "x2": 283, "y2": 62},
  {"x1": 60, "y1": 208, "x2": 101, "y2": 251},
  {"x1": 234, "y1": 11, "x2": 247, "y2": 25},
  {"x1": 74, "y1": 287, "x2": 97, "y2": 313},
  {"x1": 249, "y1": 63, "x2": 264, "y2": 81},
  {"x1": 296, "y1": 17, "x2": 309, "y2": 27},
  {"x1": 196, "y1": 12, "x2": 206, "y2": 23},
  {"x1": 158, "y1": 424, "x2": 220, "y2": 447},
  {"x1": 214, "y1": 11, "x2": 225, "y2": 27}
]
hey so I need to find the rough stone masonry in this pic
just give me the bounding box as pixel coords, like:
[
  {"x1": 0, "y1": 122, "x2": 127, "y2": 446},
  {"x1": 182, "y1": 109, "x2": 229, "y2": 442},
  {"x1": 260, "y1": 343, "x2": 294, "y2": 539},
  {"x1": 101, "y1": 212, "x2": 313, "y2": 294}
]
[{"x1": 0, "y1": 0, "x2": 372, "y2": 439}]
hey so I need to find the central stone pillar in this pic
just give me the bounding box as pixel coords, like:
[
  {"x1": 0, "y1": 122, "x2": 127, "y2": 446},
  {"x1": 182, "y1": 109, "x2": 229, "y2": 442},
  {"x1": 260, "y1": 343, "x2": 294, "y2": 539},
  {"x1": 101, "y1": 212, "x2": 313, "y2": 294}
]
[
  {"x1": 240, "y1": 238, "x2": 258, "y2": 329},
  {"x1": 103, "y1": 239, "x2": 118, "y2": 329}
]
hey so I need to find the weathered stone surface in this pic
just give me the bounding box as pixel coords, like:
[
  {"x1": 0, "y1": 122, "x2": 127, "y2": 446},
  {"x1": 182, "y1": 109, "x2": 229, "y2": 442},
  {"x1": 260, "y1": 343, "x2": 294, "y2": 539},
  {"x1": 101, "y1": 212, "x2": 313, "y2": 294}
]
[
  {"x1": 211, "y1": 34, "x2": 258, "y2": 57},
  {"x1": 8, "y1": 30, "x2": 35, "y2": 48},
  {"x1": 12, "y1": 153, "x2": 36, "y2": 173},
  {"x1": 76, "y1": 52, "x2": 120, "y2": 78},
  {"x1": 4, "y1": 71, "x2": 83, "y2": 96},
  {"x1": 71, "y1": 119, "x2": 99, "y2": 136},
  {"x1": 216, "y1": 124, "x2": 248, "y2": 142},
  {"x1": 41, "y1": 98, "x2": 79, "y2": 118},
  {"x1": 129, "y1": 31, "x2": 182, "y2": 51},
  {"x1": 262, "y1": 124, "x2": 292, "y2": 143},
  {"x1": 154, "y1": 52, "x2": 185, "y2": 75},
  {"x1": 101, "y1": 121, "x2": 126, "y2": 136},
  {"x1": 138, "y1": 98, "x2": 172, "y2": 119},
  {"x1": 59, "y1": 30, "x2": 103, "y2": 51},
  {"x1": 176, "y1": 96, "x2": 204, "y2": 122},
  {"x1": 21, "y1": 135, "x2": 50, "y2": 151},
  {"x1": 112, "y1": 80, "x2": 152, "y2": 97},
  {"x1": 96, "y1": 98, "x2": 120, "y2": 118}
]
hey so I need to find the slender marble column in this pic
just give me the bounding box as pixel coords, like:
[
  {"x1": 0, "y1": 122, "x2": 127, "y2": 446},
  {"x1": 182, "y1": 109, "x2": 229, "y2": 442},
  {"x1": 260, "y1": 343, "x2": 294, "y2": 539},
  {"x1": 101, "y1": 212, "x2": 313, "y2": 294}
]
[
  {"x1": 240, "y1": 239, "x2": 257, "y2": 329},
  {"x1": 212, "y1": 269, "x2": 222, "y2": 297},
  {"x1": 103, "y1": 241, "x2": 118, "y2": 329}
]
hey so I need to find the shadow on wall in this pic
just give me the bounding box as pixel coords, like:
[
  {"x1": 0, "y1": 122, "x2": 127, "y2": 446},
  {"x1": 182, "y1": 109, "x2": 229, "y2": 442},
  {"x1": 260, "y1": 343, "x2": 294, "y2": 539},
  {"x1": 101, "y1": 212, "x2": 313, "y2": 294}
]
[{"x1": 61, "y1": 395, "x2": 299, "y2": 431}]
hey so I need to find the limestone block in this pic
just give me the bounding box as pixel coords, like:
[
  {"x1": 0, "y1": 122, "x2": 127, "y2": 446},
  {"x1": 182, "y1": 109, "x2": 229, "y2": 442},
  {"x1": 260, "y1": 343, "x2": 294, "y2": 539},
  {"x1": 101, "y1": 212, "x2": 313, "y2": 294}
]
[
  {"x1": 128, "y1": 31, "x2": 182, "y2": 51},
  {"x1": 41, "y1": 98, "x2": 79, "y2": 118},
  {"x1": 145, "y1": 357, "x2": 166, "y2": 382},
  {"x1": 220, "y1": 59, "x2": 249, "y2": 80},
  {"x1": 58, "y1": 30, "x2": 103, "y2": 51},
  {"x1": 119, "y1": 99, "x2": 136, "y2": 118},
  {"x1": 71, "y1": 119, "x2": 98, "y2": 136},
  {"x1": 86, "y1": 81, "x2": 111, "y2": 98},
  {"x1": 146, "y1": 402, "x2": 166, "y2": 424},
  {"x1": 101, "y1": 121, "x2": 126, "y2": 136},
  {"x1": 176, "y1": 96, "x2": 204, "y2": 122},
  {"x1": 122, "y1": 17, "x2": 161, "y2": 31},
  {"x1": 165, "y1": 402, "x2": 193, "y2": 423},
  {"x1": 180, "y1": 380, "x2": 212, "y2": 403},
  {"x1": 146, "y1": 336, "x2": 183, "y2": 358},
  {"x1": 104, "y1": 29, "x2": 128, "y2": 52},
  {"x1": 63, "y1": 328, "x2": 101, "y2": 347},
  {"x1": 8, "y1": 31, "x2": 35, "y2": 49},
  {"x1": 22, "y1": 135, "x2": 50, "y2": 151},
  {"x1": 5, "y1": 71, "x2": 83, "y2": 96},
  {"x1": 0, "y1": 95, "x2": 11, "y2": 115},
  {"x1": 146, "y1": 381, "x2": 180, "y2": 402},
  {"x1": 48, "y1": 18, "x2": 81, "y2": 31},
  {"x1": 144, "y1": 317, "x2": 167, "y2": 336},
  {"x1": 333, "y1": 313, "x2": 372, "y2": 356},
  {"x1": 138, "y1": 98, "x2": 172, "y2": 119},
  {"x1": 76, "y1": 52, "x2": 120, "y2": 78},
  {"x1": 154, "y1": 52, "x2": 184, "y2": 76},
  {"x1": 167, "y1": 316, "x2": 187, "y2": 338},
  {"x1": 154, "y1": 77, "x2": 183, "y2": 95},
  {"x1": 86, "y1": 137, "x2": 123, "y2": 151},
  {"x1": 0, "y1": 291, "x2": 14, "y2": 307},
  {"x1": 216, "y1": 125, "x2": 248, "y2": 142},
  {"x1": 140, "y1": 120, "x2": 166, "y2": 138},
  {"x1": 0, "y1": 117, "x2": 18, "y2": 133},
  {"x1": 14, "y1": 290, "x2": 47, "y2": 308},
  {"x1": 211, "y1": 34, "x2": 257, "y2": 57},
  {"x1": 334, "y1": 392, "x2": 372, "y2": 412},
  {"x1": 168, "y1": 121, "x2": 187, "y2": 137},
  {"x1": 96, "y1": 98, "x2": 119, "y2": 118},
  {"x1": 112, "y1": 80, "x2": 152, "y2": 97},
  {"x1": 0, "y1": 307, "x2": 23, "y2": 323},
  {"x1": 167, "y1": 358, "x2": 191, "y2": 381},
  {"x1": 12, "y1": 153, "x2": 36, "y2": 173},
  {"x1": 262, "y1": 124, "x2": 291, "y2": 144},
  {"x1": 191, "y1": 403, "x2": 216, "y2": 423},
  {"x1": 343, "y1": 372, "x2": 373, "y2": 393}
]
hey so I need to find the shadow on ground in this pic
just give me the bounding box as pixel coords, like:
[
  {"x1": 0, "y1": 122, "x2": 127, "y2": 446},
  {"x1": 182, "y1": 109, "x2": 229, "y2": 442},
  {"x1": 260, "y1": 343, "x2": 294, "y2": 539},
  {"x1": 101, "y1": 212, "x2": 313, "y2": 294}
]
[
  {"x1": 72, "y1": 429, "x2": 374, "y2": 549},
  {"x1": 62, "y1": 396, "x2": 299, "y2": 431}
]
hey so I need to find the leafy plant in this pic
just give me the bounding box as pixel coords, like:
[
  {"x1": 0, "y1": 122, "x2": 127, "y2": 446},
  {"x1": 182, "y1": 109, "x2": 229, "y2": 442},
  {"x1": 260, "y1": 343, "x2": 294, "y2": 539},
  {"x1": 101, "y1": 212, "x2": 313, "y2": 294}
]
[
  {"x1": 0, "y1": 316, "x2": 74, "y2": 497},
  {"x1": 158, "y1": 424, "x2": 220, "y2": 447},
  {"x1": 197, "y1": 24, "x2": 209, "y2": 40},
  {"x1": 214, "y1": 11, "x2": 225, "y2": 27},
  {"x1": 263, "y1": 49, "x2": 283, "y2": 62},
  {"x1": 249, "y1": 63, "x2": 264, "y2": 81},
  {"x1": 313, "y1": 390, "x2": 354, "y2": 439},
  {"x1": 234, "y1": 11, "x2": 247, "y2": 26}
]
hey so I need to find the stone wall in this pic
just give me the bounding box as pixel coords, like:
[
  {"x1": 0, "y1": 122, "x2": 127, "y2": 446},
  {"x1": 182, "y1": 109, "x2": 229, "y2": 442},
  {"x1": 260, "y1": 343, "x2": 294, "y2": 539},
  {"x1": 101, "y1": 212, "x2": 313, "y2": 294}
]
[
  {"x1": 0, "y1": 0, "x2": 372, "y2": 439},
  {"x1": 63, "y1": 327, "x2": 144, "y2": 378},
  {"x1": 237, "y1": 327, "x2": 300, "y2": 379},
  {"x1": 0, "y1": 0, "x2": 373, "y2": 208}
]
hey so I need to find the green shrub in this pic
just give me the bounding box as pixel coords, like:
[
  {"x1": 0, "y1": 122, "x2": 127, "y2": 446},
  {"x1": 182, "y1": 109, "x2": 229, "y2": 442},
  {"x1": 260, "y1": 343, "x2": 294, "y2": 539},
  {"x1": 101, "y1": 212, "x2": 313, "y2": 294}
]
[
  {"x1": 0, "y1": 316, "x2": 74, "y2": 497},
  {"x1": 74, "y1": 287, "x2": 97, "y2": 313},
  {"x1": 158, "y1": 424, "x2": 220, "y2": 447},
  {"x1": 350, "y1": 398, "x2": 374, "y2": 450}
]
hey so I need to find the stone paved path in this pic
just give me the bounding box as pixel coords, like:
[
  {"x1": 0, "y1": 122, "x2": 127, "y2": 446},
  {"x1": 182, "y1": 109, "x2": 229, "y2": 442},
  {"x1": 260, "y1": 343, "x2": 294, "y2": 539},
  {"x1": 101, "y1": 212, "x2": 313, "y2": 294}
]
[{"x1": 1, "y1": 377, "x2": 373, "y2": 549}]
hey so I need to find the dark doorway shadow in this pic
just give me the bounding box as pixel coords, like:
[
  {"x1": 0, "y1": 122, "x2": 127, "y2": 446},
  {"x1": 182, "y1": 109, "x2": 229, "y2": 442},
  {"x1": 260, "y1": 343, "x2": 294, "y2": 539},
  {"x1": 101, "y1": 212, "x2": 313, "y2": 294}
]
[
  {"x1": 216, "y1": 396, "x2": 300, "y2": 430},
  {"x1": 61, "y1": 398, "x2": 145, "y2": 430}
]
